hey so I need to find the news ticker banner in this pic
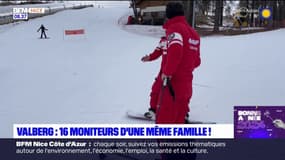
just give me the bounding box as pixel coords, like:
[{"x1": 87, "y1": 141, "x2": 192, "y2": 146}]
[
  {"x1": 234, "y1": 106, "x2": 285, "y2": 138},
  {"x1": 13, "y1": 124, "x2": 233, "y2": 139},
  {"x1": 12, "y1": 107, "x2": 285, "y2": 139}
]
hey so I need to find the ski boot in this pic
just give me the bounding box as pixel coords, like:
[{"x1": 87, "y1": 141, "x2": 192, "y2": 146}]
[
  {"x1": 185, "y1": 113, "x2": 190, "y2": 124},
  {"x1": 144, "y1": 108, "x2": 156, "y2": 120}
]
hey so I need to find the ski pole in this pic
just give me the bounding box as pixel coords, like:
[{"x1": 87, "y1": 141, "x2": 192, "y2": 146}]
[{"x1": 155, "y1": 77, "x2": 168, "y2": 123}]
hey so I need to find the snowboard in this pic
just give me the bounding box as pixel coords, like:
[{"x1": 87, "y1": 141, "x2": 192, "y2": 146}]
[{"x1": 126, "y1": 110, "x2": 216, "y2": 124}]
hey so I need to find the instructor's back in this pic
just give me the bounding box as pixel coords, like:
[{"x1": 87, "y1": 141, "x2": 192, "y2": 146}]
[{"x1": 157, "y1": 2, "x2": 201, "y2": 124}]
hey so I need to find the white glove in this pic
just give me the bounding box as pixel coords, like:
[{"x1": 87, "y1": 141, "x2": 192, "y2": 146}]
[{"x1": 273, "y1": 119, "x2": 285, "y2": 129}]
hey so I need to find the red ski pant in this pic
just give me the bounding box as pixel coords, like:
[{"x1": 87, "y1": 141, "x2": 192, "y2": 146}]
[
  {"x1": 156, "y1": 86, "x2": 190, "y2": 124},
  {"x1": 149, "y1": 76, "x2": 162, "y2": 111},
  {"x1": 150, "y1": 76, "x2": 191, "y2": 124}
]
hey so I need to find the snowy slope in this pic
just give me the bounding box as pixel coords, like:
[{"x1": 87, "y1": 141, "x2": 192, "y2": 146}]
[
  {"x1": 0, "y1": 2, "x2": 285, "y2": 138},
  {"x1": 192, "y1": 30, "x2": 285, "y2": 122},
  {"x1": 0, "y1": 4, "x2": 159, "y2": 138}
]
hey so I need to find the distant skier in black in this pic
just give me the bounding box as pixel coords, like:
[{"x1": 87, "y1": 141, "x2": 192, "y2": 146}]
[{"x1": 37, "y1": 24, "x2": 48, "y2": 39}]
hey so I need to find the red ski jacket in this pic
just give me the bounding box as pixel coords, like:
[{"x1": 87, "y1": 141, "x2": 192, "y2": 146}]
[
  {"x1": 162, "y1": 16, "x2": 201, "y2": 98},
  {"x1": 148, "y1": 36, "x2": 167, "y2": 72}
]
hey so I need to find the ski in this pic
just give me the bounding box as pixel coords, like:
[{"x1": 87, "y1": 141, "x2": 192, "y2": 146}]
[{"x1": 126, "y1": 110, "x2": 216, "y2": 124}]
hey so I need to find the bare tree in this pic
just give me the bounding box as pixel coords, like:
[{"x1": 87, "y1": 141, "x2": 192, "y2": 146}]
[
  {"x1": 214, "y1": 0, "x2": 223, "y2": 31},
  {"x1": 250, "y1": 0, "x2": 256, "y2": 27},
  {"x1": 280, "y1": 1, "x2": 285, "y2": 27},
  {"x1": 183, "y1": 0, "x2": 195, "y2": 27},
  {"x1": 196, "y1": 0, "x2": 211, "y2": 16},
  {"x1": 272, "y1": 0, "x2": 279, "y2": 28},
  {"x1": 130, "y1": 0, "x2": 138, "y2": 22}
]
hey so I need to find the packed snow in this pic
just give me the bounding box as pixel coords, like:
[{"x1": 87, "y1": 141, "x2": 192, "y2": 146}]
[{"x1": 0, "y1": 2, "x2": 284, "y2": 137}]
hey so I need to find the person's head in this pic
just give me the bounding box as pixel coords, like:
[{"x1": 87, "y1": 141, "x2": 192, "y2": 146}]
[{"x1": 165, "y1": 2, "x2": 184, "y2": 19}]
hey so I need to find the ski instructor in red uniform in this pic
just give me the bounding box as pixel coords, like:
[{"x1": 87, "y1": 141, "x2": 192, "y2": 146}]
[{"x1": 156, "y1": 2, "x2": 201, "y2": 124}]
